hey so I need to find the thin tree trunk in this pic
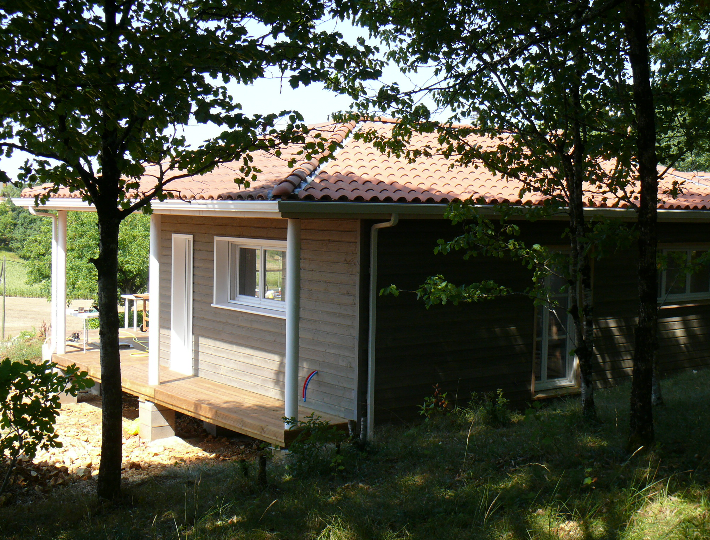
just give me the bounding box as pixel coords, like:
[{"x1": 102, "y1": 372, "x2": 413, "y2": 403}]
[
  {"x1": 567, "y1": 57, "x2": 596, "y2": 420},
  {"x1": 652, "y1": 351, "x2": 664, "y2": 406},
  {"x1": 624, "y1": 0, "x2": 657, "y2": 452},
  {"x1": 95, "y1": 209, "x2": 123, "y2": 499}
]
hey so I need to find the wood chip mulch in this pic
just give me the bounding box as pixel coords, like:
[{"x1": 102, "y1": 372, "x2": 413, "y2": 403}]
[{"x1": 0, "y1": 392, "x2": 260, "y2": 506}]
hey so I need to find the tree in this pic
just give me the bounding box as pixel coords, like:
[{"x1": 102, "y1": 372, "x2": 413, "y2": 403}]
[
  {"x1": 352, "y1": 0, "x2": 710, "y2": 443},
  {"x1": 353, "y1": 0, "x2": 639, "y2": 420},
  {"x1": 21, "y1": 212, "x2": 150, "y2": 302},
  {"x1": 0, "y1": 0, "x2": 379, "y2": 499}
]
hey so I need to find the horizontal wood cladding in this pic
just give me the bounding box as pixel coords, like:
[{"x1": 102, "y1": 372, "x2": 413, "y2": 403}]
[
  {"x1": 591, "y1": 237, "x2": 710, "y2": 388},
  {"x1": 372, "y1": 218, "x2": 710, "y2": 423},
  {"x1": 372, "y1": 219, "x2": 535, "y2": 423},
  {"x1": 158, "y1": 216, "x2": 359, "y2": 421}
]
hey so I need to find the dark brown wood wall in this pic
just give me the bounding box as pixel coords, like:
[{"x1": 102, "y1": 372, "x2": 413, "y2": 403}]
[
  {"x1": 593, "y1": 222, "x2": 710, "y2": 387},
  {"x1": 373, "y1": 219, "x2": 540, "y2": 423},
  {"x1": 373, "y1": 218, "x2": 710, "y2": 424}
]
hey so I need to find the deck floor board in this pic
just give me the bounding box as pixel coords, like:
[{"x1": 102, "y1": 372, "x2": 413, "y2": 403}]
[{"x1": 53, "y1": 332, "x2": 348, "y2": 447}]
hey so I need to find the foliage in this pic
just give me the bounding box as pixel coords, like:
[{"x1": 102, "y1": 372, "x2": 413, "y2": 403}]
[
  {"x1": 0, "y1": 257, "x2": 43, "y2": 298},
  {"x1": 0, "y1": 330, "x2": 44, "y2": 363},
  {"x1": 0, "y1": 358, "x2": 93, "y2": 495},
  {"x1": 0, "y1": 197, "x2": 43, "y2": 254},
  {"x1": 0, "y1": 0, "x2": 380, "y2": 498},
  {"x1": 418, "y1": 383, "x2": 452, "y2": 419},
  {"x1": 20, "y1": 212, "x2": 149, "y2": 301},
  {"x1": 283, "y1": 413, "x2": 348, "y2": 476},
  {"x1": 1, "y1": 370, "x2": 710, "y2": 538},
  {"x1": 462, "y1": 389, "x2": 511, "y2": 427}
]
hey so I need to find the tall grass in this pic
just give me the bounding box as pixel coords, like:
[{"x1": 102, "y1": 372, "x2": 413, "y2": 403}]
[
  {"x1": 1, "y1": 370, "x2": 709, "y2": 539},
  {"x1": 0, "y1": 254, "x2": 44, "y2": 298}
]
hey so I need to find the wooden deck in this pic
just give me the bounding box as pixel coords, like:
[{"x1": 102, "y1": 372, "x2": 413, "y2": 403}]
[{"x1": 53, "y1": 330, "x2": 348, "y2": 447}]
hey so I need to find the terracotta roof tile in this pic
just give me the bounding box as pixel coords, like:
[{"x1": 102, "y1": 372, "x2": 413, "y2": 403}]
[{"x1": 21, "y1": 119, "x2": 710, "y2": 211}]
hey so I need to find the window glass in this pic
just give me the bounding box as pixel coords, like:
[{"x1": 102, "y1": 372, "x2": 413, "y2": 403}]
[
  {"x1": 665, "y1": 251, "x2": 687, "y2": 296},
  {"x1": 689, "y1": 251, "x2": 710, "y2": 294},
  {"x1": 238, "y1": 247, "x2": 260, "y2": 298},
  {"x1": 264, "y1": 249, "x2": 286, "y2": 302}
]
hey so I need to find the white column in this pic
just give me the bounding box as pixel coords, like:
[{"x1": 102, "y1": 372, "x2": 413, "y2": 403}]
[
  {"x1": 56, "y1": 211, "x2": 67, "y2": 355},
  {"x1": 50, "y1": 216, "x2": 58, "y2": 353},
  {"x1": 284, "y1": 219, "x2": 301, "y2": 428},
  {"x1": 148, "y1": 214, "x2": 161, "y2": 386}
]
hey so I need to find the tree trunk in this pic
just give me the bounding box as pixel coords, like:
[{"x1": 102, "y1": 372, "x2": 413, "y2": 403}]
[
  {"x1": 95, "y1": 209, "x2": 123, "y2": 500},
  {"x1": 567, "y1": 62, "x2": 596, "y2": 420},
  {"x1": 624, "y1": 0, "x2": 657, "y2": 452}
]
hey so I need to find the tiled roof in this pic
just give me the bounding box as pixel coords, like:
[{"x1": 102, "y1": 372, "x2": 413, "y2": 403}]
[{"x1": 21, "y1": 119, "x2": 710, "y2": 210}]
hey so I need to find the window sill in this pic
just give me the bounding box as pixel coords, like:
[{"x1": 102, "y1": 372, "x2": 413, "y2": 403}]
[
  {"x1": 533, "y1": 386, "x2": 581, "y2": 400},
  {"x1": 211, "y1": 302, "x2": 286, "y2": 319}
]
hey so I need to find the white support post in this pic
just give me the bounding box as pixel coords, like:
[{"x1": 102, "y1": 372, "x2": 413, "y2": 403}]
[
  {"x1": 50, "y1": 216, "x2": 58, "y2": 354},
  {"x1": 148, "y1": 214, "x2": 161, "y2": 386},
  {"x1": 284, "y1": 219, "x2": 301, "y2": 429},
  {"x1": 56, "y1": 211, "x2": 67, "y2": 355}
]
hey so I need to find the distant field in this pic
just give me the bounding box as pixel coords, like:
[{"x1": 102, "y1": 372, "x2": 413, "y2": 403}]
[{"x1": 0, "y1": 249, "x2": 44, "y2": 298}]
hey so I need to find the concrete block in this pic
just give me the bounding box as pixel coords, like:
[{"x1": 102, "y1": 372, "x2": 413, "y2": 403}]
[
  {"x1": 139, "y1": 399, "x2": 175, "y2": 442},
  {"x1": 202, "y1": 421, "x2": 235, "y2": 437},
  {"x1": 58, "y1": 392, "x2": 78, "y2": 405}
]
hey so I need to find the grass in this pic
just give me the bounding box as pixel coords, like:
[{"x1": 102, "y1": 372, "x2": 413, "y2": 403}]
[
  {"x1": 0, "y1": 249, "x2": 44, "y2": 298},
  {"x1": 0, "y1": 329, "x2": 44, "y2": 362},
  {"x1": 1, "y1": 370, "x2": 710, "y2": 539}
]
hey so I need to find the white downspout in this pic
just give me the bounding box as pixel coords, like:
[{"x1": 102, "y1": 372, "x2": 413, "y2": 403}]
[
  {"x1": 29, "y1": 207, "x2": 58, "y2": 355},
  {"x1": 148, "y1": 214, "x2": 161, "y2": 386},
  {"x1": 284, "y1": 218, "x2": 301, "y2": 429},
  {"x1": 56, "y1": 210, "x2": 67, "y2": 354},
  {"x1": 367, "y1": 214, "x2": 399, "y2": 441}
]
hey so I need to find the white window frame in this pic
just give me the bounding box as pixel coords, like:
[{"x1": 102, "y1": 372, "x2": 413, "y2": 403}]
[
  {"x1": 534, "y1": 274, "x2": 578, "y2": 392},
  {"x1": 213, "y1": 236, "x2": 287, "y2": 318},
  {"x1": 658, "y1": 246, "x2": 710, "y2": 302}
]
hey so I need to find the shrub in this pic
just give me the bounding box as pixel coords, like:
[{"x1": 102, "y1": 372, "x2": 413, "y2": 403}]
[
  {"x1": 283, "y1": 413, "x2": 348, "y2": 477},
  {"x1": 419, "y1": 383, "x2": 453, "y2": 420},
  {"x1": 0, "y1": 358, "x2": 93, "y2": 495},
  {"x1": 462, "y1": 389, "x2": 512, "y2": 427}
]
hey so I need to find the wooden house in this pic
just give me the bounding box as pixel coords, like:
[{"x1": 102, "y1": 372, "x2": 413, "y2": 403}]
[{"x1": 19, "y1": 119, "x2": 710, "y2": 443}]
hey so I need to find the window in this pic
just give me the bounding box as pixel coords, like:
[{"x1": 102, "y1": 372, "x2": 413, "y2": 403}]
[
  {"x1": 533, "y1": 273, "x2": 577, "y2": 391},
  {"x1": 659, "y1": 248, "x2": 710, "y2": 301},
  {"x1": 214, "y1": 237, "x2": 287, "y2": 317}
]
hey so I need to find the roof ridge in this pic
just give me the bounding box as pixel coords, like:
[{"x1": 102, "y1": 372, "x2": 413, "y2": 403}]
[{"x1": 271, "y1": 121, "x2": 358, "y2": 198}]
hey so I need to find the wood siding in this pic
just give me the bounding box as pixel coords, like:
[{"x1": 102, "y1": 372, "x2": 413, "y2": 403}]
[
  {"x1": 373, "y1": 218, "x2": 710, "y2": 423},
  {"x1": 159, "y1": 216, "x2": 360, "y2": 420},
  {"x1": 373, "y1": 219, "x2": 537, "y2": 423}
]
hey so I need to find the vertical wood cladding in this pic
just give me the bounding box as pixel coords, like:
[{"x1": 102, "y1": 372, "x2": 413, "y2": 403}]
[
  {"x1": 159, "y1": 216, "x2": 360, "y2": 420},
  {"x1": 373, "y1": 218, "x2": 710, "y2": 423}
]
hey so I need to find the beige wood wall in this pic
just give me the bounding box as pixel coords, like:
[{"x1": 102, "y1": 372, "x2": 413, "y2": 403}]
[{"x1": 158, "y1": 215, "x2": 360, "y2": 420}]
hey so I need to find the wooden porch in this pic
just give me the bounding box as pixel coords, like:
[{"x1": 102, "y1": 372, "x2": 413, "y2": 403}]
[{"x1": 52, "y1": 330, "x2": 349, "y2": 447}]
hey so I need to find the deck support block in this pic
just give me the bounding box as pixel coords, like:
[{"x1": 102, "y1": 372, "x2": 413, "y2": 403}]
[
  {"x1": 202, "y1": 421, "x2": 234, "y2": 438},
  {"x1": 139, "y1": 399, "x2": 175, "y2": 441}
]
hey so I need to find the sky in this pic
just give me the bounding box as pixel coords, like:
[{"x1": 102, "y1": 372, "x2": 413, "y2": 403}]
[{"x1": 0, "y1": 20, "x2": 442, "y2": 183}]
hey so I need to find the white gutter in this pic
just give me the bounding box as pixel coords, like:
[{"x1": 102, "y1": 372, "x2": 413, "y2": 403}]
[
  {"x1": 15, "y1": 197, "x2": 710, "y2": 221},
  {"x1": 284, "y1": 219, "x2": 302, "y2": 429},
  {"x1": 366, "y1": 214, "x2": 399, "y2": 441}
]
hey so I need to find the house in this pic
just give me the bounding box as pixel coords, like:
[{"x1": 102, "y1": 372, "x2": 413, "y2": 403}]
[{"x1": 18, "y1": 119, "x2": 710, "y2": 444}]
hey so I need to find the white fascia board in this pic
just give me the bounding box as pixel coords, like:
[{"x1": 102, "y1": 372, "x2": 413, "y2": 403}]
[
  {"x1": 11, "y1": 197, "x2": 95, "y2": 212},
  {"x1": 150, "y1": 199, "x2": 281, "y2": 218}
]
